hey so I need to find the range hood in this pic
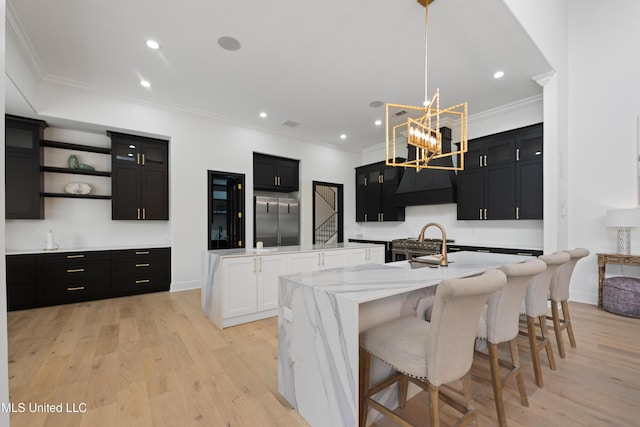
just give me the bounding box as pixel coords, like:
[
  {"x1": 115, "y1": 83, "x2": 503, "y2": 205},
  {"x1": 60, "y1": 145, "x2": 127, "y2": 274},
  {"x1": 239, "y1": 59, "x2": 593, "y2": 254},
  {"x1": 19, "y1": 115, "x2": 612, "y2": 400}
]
[{"x1": 394, "y1": 127, "x2": 457, "y2": 206}]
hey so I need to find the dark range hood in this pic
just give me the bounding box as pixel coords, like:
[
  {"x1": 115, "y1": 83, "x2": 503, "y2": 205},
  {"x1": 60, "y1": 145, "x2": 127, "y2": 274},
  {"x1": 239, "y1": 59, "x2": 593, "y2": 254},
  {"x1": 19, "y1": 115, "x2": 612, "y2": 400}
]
[{"x1": 394, "y1": 127, "x2": 457, "y2": 206}]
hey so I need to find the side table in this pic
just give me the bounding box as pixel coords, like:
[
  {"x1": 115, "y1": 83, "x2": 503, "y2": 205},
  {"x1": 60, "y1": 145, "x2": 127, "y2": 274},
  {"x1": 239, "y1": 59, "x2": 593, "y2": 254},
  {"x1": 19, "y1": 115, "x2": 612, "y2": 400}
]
[{"x1": 597, "y1": 253, "x2": 640, "y2": 309}]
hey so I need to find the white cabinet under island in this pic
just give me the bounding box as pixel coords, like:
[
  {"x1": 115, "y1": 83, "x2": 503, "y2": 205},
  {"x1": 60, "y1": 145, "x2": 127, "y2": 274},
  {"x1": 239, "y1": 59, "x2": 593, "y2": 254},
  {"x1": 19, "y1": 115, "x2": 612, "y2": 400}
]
[{"x1": 202, "y1": 243, "x2": 385, "y2": 328}]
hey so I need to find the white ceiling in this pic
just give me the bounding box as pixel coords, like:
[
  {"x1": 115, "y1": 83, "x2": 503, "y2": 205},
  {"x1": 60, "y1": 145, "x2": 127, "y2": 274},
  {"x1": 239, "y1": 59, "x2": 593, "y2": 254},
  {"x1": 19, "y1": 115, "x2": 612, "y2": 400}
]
[{"x1": 5, "y1": 0, "x2": 552, "y2": 150}]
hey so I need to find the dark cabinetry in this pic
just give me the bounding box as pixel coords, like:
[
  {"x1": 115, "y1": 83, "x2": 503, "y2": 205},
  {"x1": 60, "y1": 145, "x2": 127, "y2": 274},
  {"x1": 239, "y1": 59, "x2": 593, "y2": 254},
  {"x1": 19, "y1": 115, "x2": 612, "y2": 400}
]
[
  {"x1": 5, "y1": 115, "x2": 47, "y2": 219},
  {"x1": 5, "y1": 247, "x2": 171, "y2": 311},
  {"x1": 6, "y1": 255, "x2": 37, "y2": 311},
  {"x1": 253, "y1": 153, "x2": 299, "y2": 192},
  {"x1": 111, "y1": 248, "x2": 171, "y2": 295},
  {"x1": 110, "y1": 132, "x2": 169, "y2": 220},
  {"x1": 457, "y1": 123, "x2": 543, "y2": 220},
  {"x1": 38, "y1": 251, "x2": 111, "y2": 304},
  {"x1": 355, "y1": 160, "x2": 405, "y2": 222}
]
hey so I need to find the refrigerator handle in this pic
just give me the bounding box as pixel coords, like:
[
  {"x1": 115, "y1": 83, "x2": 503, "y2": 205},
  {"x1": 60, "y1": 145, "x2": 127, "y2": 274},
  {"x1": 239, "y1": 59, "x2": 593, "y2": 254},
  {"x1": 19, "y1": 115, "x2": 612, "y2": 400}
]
[
  {"x1": 288, "y1": 203, "x2": 290, "y2": 214},
  {"x1": 266, "y1": 202, "x2": 269, "y2": 213}
]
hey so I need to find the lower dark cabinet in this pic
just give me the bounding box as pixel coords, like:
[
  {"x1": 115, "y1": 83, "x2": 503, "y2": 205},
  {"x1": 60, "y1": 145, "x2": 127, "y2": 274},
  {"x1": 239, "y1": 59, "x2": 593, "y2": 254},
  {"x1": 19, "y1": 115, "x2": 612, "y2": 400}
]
[
  {"x1": 5, "y1": 247, "x2": 171, "y2": 311},
  {"x1": 111, "y1": 248, "x2": 171, "y2": 295},
  {"x1": 6, "y1": 254, "x2": 37, "y2": 311}
]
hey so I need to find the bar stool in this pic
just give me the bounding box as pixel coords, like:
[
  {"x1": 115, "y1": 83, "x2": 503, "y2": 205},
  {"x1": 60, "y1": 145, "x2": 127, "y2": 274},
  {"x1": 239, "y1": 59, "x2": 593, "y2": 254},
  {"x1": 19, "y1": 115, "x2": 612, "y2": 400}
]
[
  {"x1": 359, "y1": 269, "x2": 507, "y2": 427},
  {"x1": 520, "y1": 252, "x2": 570, "y2": 387},
  {"x1": 475, "y1": 259, "x2": 547, "y2": 427},
  {"x1": 547, "y1": 248, "x2": 590, "y2": 358}
]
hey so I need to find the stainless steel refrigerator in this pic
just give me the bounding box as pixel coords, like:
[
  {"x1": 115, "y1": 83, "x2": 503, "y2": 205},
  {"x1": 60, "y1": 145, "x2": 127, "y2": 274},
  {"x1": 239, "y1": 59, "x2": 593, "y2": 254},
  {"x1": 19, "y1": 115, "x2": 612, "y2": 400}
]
[{"x1": 254, "y1": 196, "x2": 299, "y2": 247}]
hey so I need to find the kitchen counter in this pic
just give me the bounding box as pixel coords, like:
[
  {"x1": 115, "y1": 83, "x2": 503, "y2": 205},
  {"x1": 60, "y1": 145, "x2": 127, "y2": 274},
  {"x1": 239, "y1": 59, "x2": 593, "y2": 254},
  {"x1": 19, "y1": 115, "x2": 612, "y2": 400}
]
[
  {"x1": 277, "y1": 251, "x2": 531, "y2": 427},
  {"x1": 6, "y1": 243, "x2": 171, "y2": 255},
  {"x1": 202, "y1": 242, "x2": 386, "y2": 328}
]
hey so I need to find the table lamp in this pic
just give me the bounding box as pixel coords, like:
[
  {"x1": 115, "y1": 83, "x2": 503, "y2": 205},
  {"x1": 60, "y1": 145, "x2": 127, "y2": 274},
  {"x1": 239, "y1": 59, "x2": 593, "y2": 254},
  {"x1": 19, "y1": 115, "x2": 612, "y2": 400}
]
[{"x1": 605, "y1": 208, "x2": 640, "y2": 255}]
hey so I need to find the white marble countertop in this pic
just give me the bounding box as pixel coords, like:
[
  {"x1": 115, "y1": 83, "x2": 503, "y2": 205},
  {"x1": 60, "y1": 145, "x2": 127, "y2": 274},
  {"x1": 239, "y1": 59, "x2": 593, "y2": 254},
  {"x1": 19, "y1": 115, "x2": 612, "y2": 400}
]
[
  {"x1": 6, "y1": 243, "x2": 171, "y2": 255},
  {"x1": 206, "y1": 242, "x2": 381, "y2": 258},
  {"x1": 281, "y1": 251, "x2": 532, "y2": 304}
]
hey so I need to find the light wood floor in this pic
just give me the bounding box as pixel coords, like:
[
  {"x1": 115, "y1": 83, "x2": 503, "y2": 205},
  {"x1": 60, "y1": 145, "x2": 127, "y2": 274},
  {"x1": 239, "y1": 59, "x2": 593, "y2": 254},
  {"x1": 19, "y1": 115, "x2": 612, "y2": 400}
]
[{"x1": 6, "y1": 290, "x2": 640, "y2": 426}]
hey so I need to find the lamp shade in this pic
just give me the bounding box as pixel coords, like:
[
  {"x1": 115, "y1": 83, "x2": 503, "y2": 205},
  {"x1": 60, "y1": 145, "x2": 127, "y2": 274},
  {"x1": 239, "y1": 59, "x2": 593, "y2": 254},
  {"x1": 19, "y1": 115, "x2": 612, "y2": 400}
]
[{"x1": 605, "y1": 208, "x2": 640, "y2": 228}]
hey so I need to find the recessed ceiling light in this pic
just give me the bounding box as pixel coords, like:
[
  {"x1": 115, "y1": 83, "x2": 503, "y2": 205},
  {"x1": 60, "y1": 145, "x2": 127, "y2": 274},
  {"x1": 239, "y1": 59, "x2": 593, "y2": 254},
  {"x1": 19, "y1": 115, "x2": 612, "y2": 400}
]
[
  {"x1": 140, "y1": 80, "x2": 151, "y2": 88},
  {"x1": 259, "y1": 112, "x2": 267, "y2": 118},
  {"x1": 218, "y1": 36, "x2": 241, "y2": 51},
  {"x1": 374, "y1": 120, "x2": 382, "y2": 126},
  {"x1": 340, "y1": 134, "x2": 347, "y2": 140},
  {"x1": 146, "y1": 40, "x2": 160, "y2": 50},
  {"x1": 493, "y1": 71, "x2": 505, "y2": 79}
]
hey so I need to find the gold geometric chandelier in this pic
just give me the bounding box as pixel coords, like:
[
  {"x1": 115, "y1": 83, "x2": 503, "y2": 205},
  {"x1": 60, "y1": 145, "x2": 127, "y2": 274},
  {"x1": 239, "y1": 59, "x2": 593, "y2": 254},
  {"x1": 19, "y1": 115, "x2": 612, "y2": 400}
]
[{"x1": 385, "y1": 0, "x2": 468, "y2": 171}]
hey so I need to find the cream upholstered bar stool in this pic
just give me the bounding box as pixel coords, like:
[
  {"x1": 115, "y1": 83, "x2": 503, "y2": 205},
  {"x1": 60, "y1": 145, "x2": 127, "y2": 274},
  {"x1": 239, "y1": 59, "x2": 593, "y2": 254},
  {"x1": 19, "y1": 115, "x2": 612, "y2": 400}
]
[
  {"x1": 359, "y1": 270, "x2": 507, "y2": 427},
  {"x1": 519, "y1": 251, "x2": 570, "y2": 387},
  {"x1": 474, "y1": 259, "x2": 547, "y2": 427},
  {"x1": 547, "y1": 248, "x2": 590, "y2": 358}
]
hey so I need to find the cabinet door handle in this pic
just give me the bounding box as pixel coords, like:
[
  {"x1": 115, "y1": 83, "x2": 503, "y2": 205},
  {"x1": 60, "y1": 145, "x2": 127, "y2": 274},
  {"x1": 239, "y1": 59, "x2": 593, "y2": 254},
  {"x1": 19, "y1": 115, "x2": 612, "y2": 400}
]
[
  {"x1": 259, "y1": 257, "x2": 263, "y2": 272},
  {"x1": 136, "y1": 263, "x2": 150, "y2": 268},
  {"x1": 135, "y1": 279, "x2": 150, "y2": 284},
  {"x1": 479, "y1": 156, "x2": 483, "y2": 167},
  {"x1": 364, "y1": 213, "x2": 367, "y2": 222},
  {"x1": 484, "y1": 155, "x2": 487, "y2": 167},
  {"x1": 479, "y1": 208, "x2": 483, "y2": 220},
  {"x1": 143, "y1": 208, "x2": 146, "y2": 220},
  {"x1": 517, "y1": 252, "x2": 533, "y2": 256},
  {"x1": 516, "y1": 207, "x2": 520, "y2": 219},
  {"x1": 67, "y1": 268, "x2": 85, "y2": 273},
  {"x1": 253, "y1": 258, "x2": 257, "y2": 273},
  {"x1": 142, "y1": 154, "x2": 145, "y2": 166},
  {"x1": 137, "y1": 208, "x2": 141, "y2": 220},
  {"x1": 484, "y1": 208, "x2": 487, "y2": 220},
  {"x1": 137, "y1": 153, "x2": 140, "y2": 165},
  {"x1": 516, "y1": 148, "x2": 520, "y2": 161},
  {"x1": 364, "y1": 177, "x2": 367, "y2": 186},
  {"x1": 135, "y1": 251, "x2": 150, "y2": 255},
  {"x1": 380, "y1": 213, "x2": 384, "y2": 221},
  {"x1": 67, "y1": 286, "x2": 85, "y2": 291},
  {"x1": 66, "y1": 254, "x2": 84, "y2": 259}
]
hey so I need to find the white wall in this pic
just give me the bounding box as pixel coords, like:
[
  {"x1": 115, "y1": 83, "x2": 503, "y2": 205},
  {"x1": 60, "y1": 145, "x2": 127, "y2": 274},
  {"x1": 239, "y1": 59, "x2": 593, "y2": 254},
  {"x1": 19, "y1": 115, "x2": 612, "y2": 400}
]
[
  {"x1": 355, "y1": 95, "x2": 544, "y2": 250},
  {"x1": 503, "y1": 0, "x2": 640, "y2": 303}
]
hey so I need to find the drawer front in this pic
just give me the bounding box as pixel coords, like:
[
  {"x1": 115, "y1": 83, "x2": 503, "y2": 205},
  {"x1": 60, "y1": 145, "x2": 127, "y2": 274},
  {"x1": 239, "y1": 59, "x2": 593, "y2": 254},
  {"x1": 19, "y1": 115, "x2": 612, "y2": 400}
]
[
  {"x1": 38, "y1": 277, "x2": 110, "y2": 303},
  {"x1": 41, "y1": 259, "x2": 111, "y2": 282},
  {"x1": 112, "y1": 256, "x2": 169, "y2": 277},
  {"x1": 112, "y1": 272, "x2": 169, "y2": 294},
  {"x1": 111, "y1": 247, "x2": 170, "y2": 260},
  {"x1": 41, "y1": 251, "x2": 110, "y2": 264}
]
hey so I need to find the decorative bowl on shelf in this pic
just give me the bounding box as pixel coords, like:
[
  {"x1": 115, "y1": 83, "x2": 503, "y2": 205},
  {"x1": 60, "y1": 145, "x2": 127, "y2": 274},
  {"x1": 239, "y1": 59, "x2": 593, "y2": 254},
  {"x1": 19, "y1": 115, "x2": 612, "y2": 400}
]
[{"x1": 64, "y1": 182, "x2": 92, "y2": 195}]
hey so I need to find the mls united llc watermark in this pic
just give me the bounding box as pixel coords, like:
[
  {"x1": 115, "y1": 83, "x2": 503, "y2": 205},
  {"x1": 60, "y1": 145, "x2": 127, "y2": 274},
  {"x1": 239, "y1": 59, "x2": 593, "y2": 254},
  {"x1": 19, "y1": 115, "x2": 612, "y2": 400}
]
[{"x1": 1, "y1": 402, "x2": 87, "y2": 413}]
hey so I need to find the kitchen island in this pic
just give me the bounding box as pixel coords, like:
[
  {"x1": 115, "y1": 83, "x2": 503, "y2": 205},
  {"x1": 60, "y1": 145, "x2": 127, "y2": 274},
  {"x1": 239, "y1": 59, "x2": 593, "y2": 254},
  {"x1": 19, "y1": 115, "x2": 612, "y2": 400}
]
[
  {"x1": 277, "y1": 251, "x2": 531, "y2": 427},
  {"x1": 202, "y1": 242, "x2": 385, "y2": 328}
]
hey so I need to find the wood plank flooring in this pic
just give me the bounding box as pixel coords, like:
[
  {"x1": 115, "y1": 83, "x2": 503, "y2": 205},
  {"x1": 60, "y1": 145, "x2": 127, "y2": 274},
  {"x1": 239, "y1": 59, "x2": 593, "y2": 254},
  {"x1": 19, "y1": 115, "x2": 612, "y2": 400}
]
[{"x1": 6, "y1": 290, "x2": 640, "y2": 426}]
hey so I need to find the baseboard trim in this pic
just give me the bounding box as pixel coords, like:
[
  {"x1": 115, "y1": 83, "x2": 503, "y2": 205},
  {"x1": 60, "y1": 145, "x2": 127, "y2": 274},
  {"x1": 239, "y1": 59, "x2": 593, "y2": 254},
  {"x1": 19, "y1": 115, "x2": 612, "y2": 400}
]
[{"x1": 170, "y1": 280, "x2": 201, "y2": 292}]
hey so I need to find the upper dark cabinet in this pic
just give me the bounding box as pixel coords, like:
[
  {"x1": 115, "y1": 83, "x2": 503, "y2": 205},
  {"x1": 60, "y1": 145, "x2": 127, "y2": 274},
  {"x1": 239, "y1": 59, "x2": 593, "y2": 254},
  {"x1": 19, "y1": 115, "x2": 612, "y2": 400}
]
[
  {"x1": 5, "y1": 115, "x2": 47, "y2": 219},
  {"x1": 457, "y1": 123, "x2": 543, "y2": 220},
  {"x1": 253, "y1": 153, "x2": 299, "y2": 192},
  {"x1": 110, "y1": 131, "x2": 169, "y2": 220},
  {"x1": 355, "y1": 160, "x2": 405, "y2": 222}
]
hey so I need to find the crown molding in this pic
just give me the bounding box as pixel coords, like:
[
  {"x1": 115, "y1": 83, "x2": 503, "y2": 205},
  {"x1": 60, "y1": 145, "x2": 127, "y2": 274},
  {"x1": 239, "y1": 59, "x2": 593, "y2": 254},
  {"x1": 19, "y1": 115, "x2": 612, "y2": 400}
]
[{"x1": 6, "y1": 1, "x2": 46, "y2": 80}]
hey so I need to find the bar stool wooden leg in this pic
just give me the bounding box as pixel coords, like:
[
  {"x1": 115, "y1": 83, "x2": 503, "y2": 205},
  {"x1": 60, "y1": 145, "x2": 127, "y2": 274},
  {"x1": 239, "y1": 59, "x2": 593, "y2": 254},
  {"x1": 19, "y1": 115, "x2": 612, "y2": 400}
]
[
  {"x1": 539, "y1": 315, "x2": 556, "y2": 370},
  {"x1": 428, "y1": 383, "x2": 440, "y2": 427},
  {"x1": 551, "y1": 301, "x2": 566, "y2": 358},
  {"x1": 526, "y1": 316, "x2": 543, "y2": 387},
  {"x1": 508, "y1": 338, "x2": 529, "y2": 407},
  {"x1": 562, "y1": 300, "x2": 577, "y2": 348},
  {"x1": 488, "y1": 343, "x2": 507, "y2": 427},
  {"x1": 359, "y1": 348, "x2": 371, "y2": 427},
  {"x1": 398, "y1": 375, "x2": 409, "y2": 408}
]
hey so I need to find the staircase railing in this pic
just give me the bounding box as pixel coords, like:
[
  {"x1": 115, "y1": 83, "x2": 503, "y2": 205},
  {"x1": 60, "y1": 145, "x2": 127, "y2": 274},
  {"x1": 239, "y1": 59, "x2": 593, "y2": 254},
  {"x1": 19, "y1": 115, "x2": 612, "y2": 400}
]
[
  {"x1": 317, "y1": 185, "x2": 336, "y2": 210},
  {"x1": 315, "y1": 212, "x2": 338, "y2": 244}
]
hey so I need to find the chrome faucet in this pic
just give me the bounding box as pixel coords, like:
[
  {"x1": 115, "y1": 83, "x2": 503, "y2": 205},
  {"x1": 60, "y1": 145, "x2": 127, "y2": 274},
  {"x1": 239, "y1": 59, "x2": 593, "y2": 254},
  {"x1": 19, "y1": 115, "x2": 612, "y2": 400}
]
[{"x1": 417, "y1": 222, "x2": 449, "y2": 267}]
